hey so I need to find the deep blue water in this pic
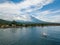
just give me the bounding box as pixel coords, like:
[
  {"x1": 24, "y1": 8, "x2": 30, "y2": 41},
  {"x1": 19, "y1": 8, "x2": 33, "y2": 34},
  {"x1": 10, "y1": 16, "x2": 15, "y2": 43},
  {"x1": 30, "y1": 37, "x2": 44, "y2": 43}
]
[{"x1": 0, "y1": 26, "x2": 60, "y2": 45}]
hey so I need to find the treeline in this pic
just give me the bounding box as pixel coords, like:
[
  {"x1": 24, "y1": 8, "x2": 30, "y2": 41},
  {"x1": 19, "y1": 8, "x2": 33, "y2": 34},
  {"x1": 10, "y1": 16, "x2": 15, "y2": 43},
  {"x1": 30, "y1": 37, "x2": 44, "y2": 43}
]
[{"x1": 0, "y1": 19, "x2": 60, "y2": 28}]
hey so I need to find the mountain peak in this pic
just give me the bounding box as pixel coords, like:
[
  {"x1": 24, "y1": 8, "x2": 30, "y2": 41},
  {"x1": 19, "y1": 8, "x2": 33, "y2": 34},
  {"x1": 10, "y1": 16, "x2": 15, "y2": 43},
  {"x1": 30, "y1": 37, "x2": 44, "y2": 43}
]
[{"x1": 15, "y1": 15, "x2": 47, "y2": 23}]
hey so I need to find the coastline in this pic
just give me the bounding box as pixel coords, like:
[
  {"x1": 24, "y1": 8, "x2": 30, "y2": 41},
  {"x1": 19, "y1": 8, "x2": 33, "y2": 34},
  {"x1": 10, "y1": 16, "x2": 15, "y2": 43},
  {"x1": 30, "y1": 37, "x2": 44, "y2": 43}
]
[{"x1": 0, "y1": 24, "x2": 60, "y2": 28}]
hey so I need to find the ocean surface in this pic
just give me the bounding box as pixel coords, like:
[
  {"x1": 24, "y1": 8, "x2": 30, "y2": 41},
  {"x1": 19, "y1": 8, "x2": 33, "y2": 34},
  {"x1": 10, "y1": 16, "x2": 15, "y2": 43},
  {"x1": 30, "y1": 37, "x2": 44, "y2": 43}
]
[{"x1": 0, "y1": 26, "x2": 60, "y2": 45}]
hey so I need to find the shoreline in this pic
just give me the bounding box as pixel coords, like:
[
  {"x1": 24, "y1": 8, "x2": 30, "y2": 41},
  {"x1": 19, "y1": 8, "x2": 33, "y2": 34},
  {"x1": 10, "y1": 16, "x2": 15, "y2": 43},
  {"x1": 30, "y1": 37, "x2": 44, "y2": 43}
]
[{"x1": 0, "y1": 24, "x2": 60, "y2": 28}]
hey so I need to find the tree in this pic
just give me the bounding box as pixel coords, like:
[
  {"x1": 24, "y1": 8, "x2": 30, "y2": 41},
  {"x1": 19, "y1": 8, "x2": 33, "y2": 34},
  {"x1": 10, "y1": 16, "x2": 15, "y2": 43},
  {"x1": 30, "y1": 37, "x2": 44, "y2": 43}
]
[{"x1": 12, "y1": 20, "x2": 17, "y2": 24}]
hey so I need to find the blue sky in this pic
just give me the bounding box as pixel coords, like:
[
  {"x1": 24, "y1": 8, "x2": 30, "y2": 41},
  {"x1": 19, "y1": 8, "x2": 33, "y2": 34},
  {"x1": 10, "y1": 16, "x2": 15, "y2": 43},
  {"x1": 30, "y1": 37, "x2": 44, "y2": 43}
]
[
  {"x1": 41, "y1": 0, "x2": 60, "y2": 11},
  {"x1": 0, "y1": 0, "x2": 60, "y2": 23}
]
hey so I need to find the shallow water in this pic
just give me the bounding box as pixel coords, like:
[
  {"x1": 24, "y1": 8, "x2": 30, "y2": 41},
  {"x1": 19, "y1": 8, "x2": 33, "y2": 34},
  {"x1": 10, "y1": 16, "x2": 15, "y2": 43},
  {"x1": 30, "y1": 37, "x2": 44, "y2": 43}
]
[{"x1": 0, "y1": 26, "x2": 60, "y2": 45}]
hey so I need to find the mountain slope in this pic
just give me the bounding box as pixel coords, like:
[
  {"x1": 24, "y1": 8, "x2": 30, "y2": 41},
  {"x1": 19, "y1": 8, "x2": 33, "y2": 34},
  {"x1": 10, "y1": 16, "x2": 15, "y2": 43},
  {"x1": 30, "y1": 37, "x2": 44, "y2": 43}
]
[
  {"x1": 16, "y1": 16, "x2": 47, "y2": 24},
  {"x1": 30, "y1": 16, "x2": 47, "y2": 23},
  {"x1": 0, "y1": 19, "x2": 11, "y2": 24}
]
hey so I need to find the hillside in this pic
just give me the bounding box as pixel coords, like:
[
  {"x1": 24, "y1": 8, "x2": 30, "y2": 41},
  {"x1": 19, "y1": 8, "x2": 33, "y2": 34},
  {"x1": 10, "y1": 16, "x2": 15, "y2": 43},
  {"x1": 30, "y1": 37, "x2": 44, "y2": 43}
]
[{"x1": 0, "y1": 19, "x2": 11, "y2": 24}]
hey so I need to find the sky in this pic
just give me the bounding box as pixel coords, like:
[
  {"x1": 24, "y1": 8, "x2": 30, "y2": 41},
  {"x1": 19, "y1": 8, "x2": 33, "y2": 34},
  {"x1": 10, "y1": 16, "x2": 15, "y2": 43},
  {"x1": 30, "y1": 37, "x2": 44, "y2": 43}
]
[{"x1": 0, "y1": 0, "x2": 60, "y2": 23}]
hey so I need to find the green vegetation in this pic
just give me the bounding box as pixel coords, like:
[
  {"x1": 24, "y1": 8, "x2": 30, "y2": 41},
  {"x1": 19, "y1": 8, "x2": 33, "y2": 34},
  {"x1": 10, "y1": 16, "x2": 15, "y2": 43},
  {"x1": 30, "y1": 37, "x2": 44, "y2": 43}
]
[{"x1": 0, "y1": 19, "x2": 60, "y2": 28}]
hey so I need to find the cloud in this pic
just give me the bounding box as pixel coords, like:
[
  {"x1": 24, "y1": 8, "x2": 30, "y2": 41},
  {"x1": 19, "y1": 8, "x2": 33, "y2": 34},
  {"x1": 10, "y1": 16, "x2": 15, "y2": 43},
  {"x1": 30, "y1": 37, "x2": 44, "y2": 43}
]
[
  {"x1": 33, "y1": 10, "x2": 60, "y2": 23},
  {"x1": 0, "y1": 0, "x2": 54, "y2": 21},
  {"x1": 48, "y1": 15, "x2": 60, "y2": 23}
]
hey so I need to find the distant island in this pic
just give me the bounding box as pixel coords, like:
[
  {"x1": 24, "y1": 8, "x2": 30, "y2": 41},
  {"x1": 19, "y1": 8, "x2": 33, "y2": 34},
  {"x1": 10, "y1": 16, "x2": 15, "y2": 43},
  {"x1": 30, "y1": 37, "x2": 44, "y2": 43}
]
[{"x1": 0, "y1": 19, "x2": 60, "y2": 28}]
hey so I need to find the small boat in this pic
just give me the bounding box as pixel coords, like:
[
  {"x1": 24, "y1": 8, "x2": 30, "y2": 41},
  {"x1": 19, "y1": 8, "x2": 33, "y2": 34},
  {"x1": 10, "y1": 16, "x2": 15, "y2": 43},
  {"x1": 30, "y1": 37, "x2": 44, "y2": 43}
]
[{"x1": 42, "y1": 32, "x2": 47, "y2": 37}]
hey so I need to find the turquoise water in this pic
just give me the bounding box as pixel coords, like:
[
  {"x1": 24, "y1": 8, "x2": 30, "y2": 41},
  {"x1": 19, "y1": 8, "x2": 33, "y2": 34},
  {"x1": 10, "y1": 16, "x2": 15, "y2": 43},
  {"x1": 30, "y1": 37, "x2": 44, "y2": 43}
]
[{"x1": 0, "y1": 26, "x2": 60, "y2": 45}]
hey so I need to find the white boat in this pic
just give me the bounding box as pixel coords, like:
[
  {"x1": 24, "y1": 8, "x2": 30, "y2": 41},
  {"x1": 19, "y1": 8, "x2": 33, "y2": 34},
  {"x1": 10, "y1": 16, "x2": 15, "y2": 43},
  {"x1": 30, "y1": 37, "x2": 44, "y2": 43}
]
[{"x1": 42, "y1": 32, "x2": 47, "y2": 37}]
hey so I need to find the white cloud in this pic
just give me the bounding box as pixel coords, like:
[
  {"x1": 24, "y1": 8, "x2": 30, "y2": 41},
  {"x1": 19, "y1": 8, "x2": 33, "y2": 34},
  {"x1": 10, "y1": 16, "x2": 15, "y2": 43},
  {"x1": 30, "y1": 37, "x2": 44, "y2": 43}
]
[
  {"x1": 48, "y1": 15, "x2": 60, "y2": 23},
  {"x1": 14, "y1": 14, "x2": 31, "y2": 21},
  {"x1": 33, "y1": 10, "x2": 60, "y2": 23},
  {"x1": 0, "y1": 0, "x2": 54, "y2": 21}
]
